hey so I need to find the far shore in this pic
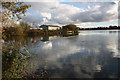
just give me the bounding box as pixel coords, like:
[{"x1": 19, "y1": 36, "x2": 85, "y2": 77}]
[{"x1": 79, "y1": 29, "x2": 119, "y2": 30}]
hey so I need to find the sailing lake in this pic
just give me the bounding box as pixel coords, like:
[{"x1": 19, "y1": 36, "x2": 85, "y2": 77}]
[{"x1": 2, "y1": 30, "x2": 120, "y2": 78}]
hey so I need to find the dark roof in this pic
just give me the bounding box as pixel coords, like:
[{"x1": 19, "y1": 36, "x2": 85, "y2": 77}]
[{"x1": 40, "y1": 25, "x2": 59, "y2": 27}]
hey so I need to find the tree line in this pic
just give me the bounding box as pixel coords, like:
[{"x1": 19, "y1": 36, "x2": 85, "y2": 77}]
[{"x1": 79, "y1": 26, "x2": 119, "y2": 30}]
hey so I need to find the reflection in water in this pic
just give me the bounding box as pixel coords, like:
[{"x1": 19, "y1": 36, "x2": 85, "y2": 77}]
[
  {"x1": 2, "y1": 30, "x2": 120, "y2": 78},
  {"x1": 40, "y1": 36, "x2": 60, "y2": 42}
]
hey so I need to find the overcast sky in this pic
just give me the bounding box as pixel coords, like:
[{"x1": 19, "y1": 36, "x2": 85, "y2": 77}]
[{"x1": 21, "y1": 2, "x2": 118, "y2": 28}]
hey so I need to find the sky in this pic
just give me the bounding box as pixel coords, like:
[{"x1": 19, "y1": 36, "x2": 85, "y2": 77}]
[{"x1": 21, "y1": 2, "x2": 119, "y2": 28}]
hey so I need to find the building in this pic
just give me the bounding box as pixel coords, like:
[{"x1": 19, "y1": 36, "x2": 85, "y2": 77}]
[{"x1": 39, "y1": 25, "x2": 60, "y2": 30}]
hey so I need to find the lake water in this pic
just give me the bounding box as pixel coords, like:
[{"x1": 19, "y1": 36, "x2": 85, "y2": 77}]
[{"x1": 2, "y1": 30, "x2": 120, "y2": 78}]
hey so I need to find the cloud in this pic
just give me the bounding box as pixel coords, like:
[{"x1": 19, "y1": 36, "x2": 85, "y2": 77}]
[
  {"x1": 71, "y1": 2, "x2": 118, "y2": 22},
  {"x1": 22, "y1": 2, "x2": 118, "y2": 27}
]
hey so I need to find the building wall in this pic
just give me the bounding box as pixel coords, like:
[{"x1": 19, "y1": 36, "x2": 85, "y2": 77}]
[
  {"x1": 40, "y1": 25, "x2": 59, "y2": 30},
  {"x1": 48, "y1": 26, "x2": 59, "y2": 30}
]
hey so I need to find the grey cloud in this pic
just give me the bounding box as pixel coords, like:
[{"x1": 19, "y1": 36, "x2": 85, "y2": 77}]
[
  {"x1": 22, "y1": 2, "x2": 118, "y2": 26},
  {"x1": 71, "y1": 2, "x2": 118, "y2": 23}
]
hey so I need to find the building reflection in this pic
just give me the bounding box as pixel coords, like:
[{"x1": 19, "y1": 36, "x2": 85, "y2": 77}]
[{"x1": 40, "y1": 36, "x2": 60, "y2": 42}]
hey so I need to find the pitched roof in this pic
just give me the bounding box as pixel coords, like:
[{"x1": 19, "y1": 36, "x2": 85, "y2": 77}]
[{"x1": 40, "y1": 25, "x2": 59, "y2": 27}]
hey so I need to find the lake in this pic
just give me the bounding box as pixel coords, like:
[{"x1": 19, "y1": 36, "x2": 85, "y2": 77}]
[{"x1": 2, "y1": 30, "x2": 120, "y2": 78}]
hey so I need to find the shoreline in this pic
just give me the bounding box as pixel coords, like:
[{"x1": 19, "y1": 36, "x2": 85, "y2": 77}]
[{"x1": 79, "y1": 28, "x2": 119, "y2": 30}]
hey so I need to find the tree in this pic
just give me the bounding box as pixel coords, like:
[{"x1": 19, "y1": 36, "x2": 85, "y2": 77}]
[
  {"x1": 3, "y1": 24, "x2": 24, "y2": 36},
  {"x1": 62, "y1": 24, "x2": 78, "y2": 30},
  {"x1": 20, "y1": 21, "x2": 31, "y2": 32},
  {"x1": 1, "y1": 1, "x2": 31, "y2": 27}
]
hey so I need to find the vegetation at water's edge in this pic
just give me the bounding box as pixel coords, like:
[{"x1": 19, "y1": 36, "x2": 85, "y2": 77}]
[
  {"x1": 2, "y1": 36, "x2": 50, "y2": 79},
  {"x1": 2, "y1": 22, "x2": 79, "y2": 39}
]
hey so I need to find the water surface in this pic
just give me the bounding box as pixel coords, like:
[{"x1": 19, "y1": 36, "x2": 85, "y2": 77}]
[{"x1": 2, "y1": 30, "x2": 120, "y2": 78}]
